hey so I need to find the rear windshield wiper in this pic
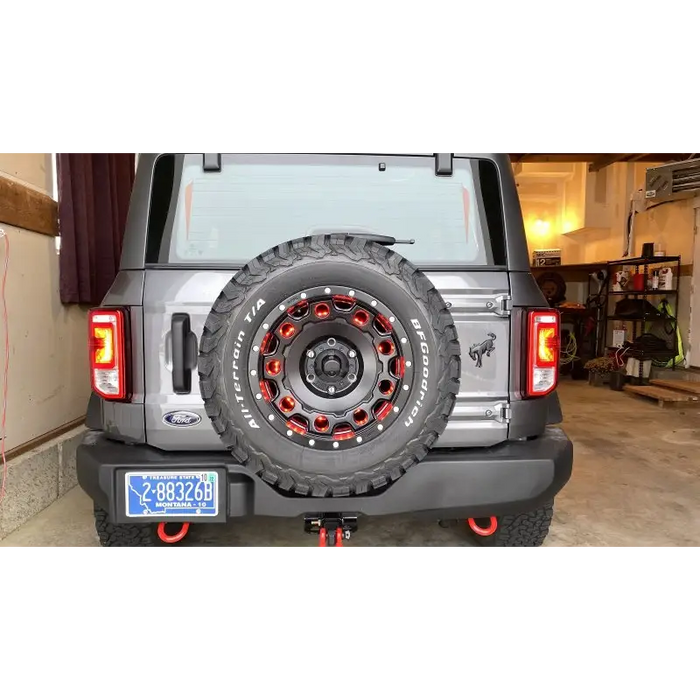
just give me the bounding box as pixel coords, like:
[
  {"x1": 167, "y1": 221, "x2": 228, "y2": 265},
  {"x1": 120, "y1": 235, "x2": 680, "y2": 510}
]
[{"x1": 353, "y1": 233, "x2": 415, "y2": 247}]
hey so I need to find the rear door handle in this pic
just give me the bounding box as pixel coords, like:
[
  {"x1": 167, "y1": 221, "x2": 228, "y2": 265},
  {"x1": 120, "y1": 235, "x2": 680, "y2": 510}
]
[{"x1": 172, "y1": 314, "x2": 196, "y2": 395}]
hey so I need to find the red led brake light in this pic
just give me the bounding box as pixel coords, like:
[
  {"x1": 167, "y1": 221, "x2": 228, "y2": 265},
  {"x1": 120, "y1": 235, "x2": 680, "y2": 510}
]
[
  {"x1": 89, "y1": 309, "x2": 127, "y2": 400},
  {"x1": 527, "y1": 310, "x2": 560, "y2": 398}
]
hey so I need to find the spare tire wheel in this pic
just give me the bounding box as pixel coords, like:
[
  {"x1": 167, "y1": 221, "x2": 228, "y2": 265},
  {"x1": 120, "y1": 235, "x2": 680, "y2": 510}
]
[{"x1": 198, "y1": 235, "x2": 461, "y2": 498}]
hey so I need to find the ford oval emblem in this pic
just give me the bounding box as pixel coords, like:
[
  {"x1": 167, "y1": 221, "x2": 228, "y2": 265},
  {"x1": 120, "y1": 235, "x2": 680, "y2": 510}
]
[{"x1": 163, "y1": 411, "x2": 202, "y2": 428}]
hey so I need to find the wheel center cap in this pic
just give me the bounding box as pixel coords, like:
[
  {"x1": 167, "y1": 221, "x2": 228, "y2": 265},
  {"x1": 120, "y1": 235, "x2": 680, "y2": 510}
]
[
  {"x1": 302, "y1": 336, "x2": 362, "y2": 397},
  {"x1": 322, "y1": 356, "x2": 342, "y2": 377}
]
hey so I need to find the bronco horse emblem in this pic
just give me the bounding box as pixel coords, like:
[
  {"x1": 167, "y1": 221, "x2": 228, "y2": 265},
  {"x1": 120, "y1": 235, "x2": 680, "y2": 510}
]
[{"x1": 469, "y1": 333, "x2": 497, "y2": 369}]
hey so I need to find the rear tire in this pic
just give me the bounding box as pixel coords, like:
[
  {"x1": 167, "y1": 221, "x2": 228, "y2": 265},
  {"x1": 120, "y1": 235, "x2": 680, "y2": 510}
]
[
  {"x1": 94, "y1": 506, "x2": 159, "y2": 547},
  {"x1": 471, "y1": 502, "x2": 554, "y2": 547}
]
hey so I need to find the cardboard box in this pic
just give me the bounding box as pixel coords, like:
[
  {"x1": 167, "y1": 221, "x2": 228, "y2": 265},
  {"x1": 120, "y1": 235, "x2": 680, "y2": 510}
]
[{"x1": 533, "y1": 249, "x2": 562, "y2": 267}]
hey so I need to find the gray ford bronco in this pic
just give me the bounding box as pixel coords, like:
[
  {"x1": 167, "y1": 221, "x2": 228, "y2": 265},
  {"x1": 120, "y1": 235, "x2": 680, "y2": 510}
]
[{"x1": 78, "y1": 153, "x2": 573, "y2": 547}]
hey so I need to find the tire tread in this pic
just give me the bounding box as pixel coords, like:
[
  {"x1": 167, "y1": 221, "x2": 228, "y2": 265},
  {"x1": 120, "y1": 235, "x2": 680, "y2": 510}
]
[
  {"x1": 94, "y1": 506, "x2": 159, "y2": 547},
  {"x1": 479, "y1": 503, "x2": 554, "y2": 547}
]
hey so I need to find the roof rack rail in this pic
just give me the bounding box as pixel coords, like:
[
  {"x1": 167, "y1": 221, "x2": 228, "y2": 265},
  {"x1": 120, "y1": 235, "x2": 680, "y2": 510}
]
[
  {"x1": 204, "y1": 151, "x2": 221, "y2": 173},
  {"x1": 435, "y1": 151, "x2": 455, "y2": 177}
]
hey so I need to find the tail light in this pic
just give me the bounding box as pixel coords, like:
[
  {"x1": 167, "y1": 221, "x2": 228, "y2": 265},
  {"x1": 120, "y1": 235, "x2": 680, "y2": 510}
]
[
  {"x1": 89, "y1": 309, "x2": 128, "y2": 400},
  {"x1": 527, "y1": 310, "x2": 560, "y2": 397}
]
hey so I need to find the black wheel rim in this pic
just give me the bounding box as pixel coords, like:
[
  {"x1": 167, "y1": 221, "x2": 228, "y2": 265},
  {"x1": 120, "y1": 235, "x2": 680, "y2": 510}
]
[{"x1": 246, "y1": 285, "x2": 415, "y2": 452}]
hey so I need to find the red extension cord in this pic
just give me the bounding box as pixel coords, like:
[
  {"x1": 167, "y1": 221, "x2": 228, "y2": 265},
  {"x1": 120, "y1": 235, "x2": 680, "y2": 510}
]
[{"x1": 0, "y1": 229, "x2": 9, "y2": 505}]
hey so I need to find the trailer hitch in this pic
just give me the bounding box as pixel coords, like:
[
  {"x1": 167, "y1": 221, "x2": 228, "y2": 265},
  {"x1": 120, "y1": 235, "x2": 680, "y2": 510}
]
[{"x1": 305, "y1": 514, "x2": 359, "y2": 547}]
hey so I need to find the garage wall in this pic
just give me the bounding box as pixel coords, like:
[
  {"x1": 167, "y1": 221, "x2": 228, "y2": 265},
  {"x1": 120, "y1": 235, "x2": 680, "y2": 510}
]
[
  {"x1": 522, "y1": 163, "x2": 666, "y2": 264},
  {"x1": 583, "y1": 196, "x2": 696, "y2": 263},
  {"x1": 0, "y1": 154, "x2": 90, "y2": 453},
  {"x1": 522, "y1": 162, "x2": 695, "y2": 264},
  {"x1": 0, "y1": 154, "x2": 54, "y2": 191}
]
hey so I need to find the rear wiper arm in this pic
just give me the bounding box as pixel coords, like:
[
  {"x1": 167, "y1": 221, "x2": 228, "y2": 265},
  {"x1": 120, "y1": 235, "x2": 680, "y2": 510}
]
[{"x1": 344, "y1": 233, "x2": 416, "y2": 247}]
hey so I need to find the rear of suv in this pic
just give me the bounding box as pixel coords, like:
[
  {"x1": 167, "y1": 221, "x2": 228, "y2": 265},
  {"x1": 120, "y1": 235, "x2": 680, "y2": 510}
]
[{"x1": 78, "y1": 153, "x2": 573, "y2": 547}]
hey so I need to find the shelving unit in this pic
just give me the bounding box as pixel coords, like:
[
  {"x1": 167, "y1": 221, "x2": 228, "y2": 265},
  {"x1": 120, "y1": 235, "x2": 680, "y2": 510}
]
[
  {"x1": 531, "y1": 263, "x2": 608, "y2": 372},
  {"x1": 603, "y1": 256, "x2": 682, "y2": 383}
]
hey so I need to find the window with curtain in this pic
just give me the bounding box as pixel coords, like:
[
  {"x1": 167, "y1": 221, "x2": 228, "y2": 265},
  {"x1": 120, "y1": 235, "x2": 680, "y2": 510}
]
[{"x1": 57, "y1": 154, "x2": 135, "y2": 305}]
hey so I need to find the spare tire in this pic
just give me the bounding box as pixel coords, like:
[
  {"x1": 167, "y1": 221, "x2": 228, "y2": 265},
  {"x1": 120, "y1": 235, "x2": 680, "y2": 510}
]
[{"x1": 198, "y1": 234, "x2": 461, "y2": 498}]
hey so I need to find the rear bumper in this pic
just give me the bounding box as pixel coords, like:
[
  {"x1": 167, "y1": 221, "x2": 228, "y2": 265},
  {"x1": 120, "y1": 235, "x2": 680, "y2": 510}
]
[{"x1": 77, "y1": 429, "x2": 573, "y2": 524}]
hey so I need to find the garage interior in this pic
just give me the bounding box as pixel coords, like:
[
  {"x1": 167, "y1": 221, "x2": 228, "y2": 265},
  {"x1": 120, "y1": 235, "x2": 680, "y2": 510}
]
[{"x1": 1, "y1": 152, "x2": 699, "y2": 546}]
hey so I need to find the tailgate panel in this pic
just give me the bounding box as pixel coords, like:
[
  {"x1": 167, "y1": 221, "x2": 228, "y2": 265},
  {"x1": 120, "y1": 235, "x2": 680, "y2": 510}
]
[{"x1": 143, "y1": 269, "x2": 511, "y2": 451}]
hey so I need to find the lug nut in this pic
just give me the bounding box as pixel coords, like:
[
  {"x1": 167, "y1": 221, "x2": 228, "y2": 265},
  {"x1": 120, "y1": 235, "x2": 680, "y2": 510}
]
[
  {"x1": 307, "y1": 374, "x2": 316, "y2": 383},
  {"x1": 328, "y1": 387, "x2": 336, "y2": 395},
  {"x1": 327, "y1": 338, "x2": 337, "y2": 348},
  {"x1": 348, "y1": 373, "x2": 357, "y2": 383},
  {"x1": 349, "y1": 350, "x2": 357, "y2": 359}
]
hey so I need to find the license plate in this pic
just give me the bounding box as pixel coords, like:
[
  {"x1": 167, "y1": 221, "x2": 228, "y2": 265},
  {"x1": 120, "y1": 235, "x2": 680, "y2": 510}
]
[{"x1": 125, "y1": 472, "x2": 219, "y2": 518}]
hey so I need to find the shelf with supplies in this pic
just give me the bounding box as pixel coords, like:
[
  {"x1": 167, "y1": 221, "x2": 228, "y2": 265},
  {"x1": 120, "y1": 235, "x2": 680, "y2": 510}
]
[
  {"x1": 608, "y1": 315, "x2": 672, "y2": 322},
  {"x1": 608, "y1": 290, "x2": 677, "y2": 297},
  {"x1": 603, "y1": 255, "x2": 681, "y2": 380},
  {"x1": 531, "y1": 258, "x2": 610, "y2": 376},
  {"x1": 607, "y1": 345, "x2": 675, "y2": 358},
  {"x1": 608, "y1": 255, "x2": 681, "y2": 267}
]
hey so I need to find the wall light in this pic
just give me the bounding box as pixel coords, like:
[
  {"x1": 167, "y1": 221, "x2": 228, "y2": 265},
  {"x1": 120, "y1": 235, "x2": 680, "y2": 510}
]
[{"x1": 532, "y1": 219, "x2": 551, "y2": 236}]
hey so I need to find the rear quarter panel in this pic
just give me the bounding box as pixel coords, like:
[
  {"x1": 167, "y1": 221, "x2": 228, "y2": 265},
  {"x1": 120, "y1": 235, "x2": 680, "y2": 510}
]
[{"x1": 143, "y1": 270, "x2": 231, "y2": 450}]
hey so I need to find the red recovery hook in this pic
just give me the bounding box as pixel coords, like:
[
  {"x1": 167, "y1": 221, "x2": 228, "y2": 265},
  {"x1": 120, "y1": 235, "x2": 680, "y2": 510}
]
[
  {"x1": 318, "y1": 528, "x2": 344, "y2": 547},
  {"x1": 307, "y1": 515, "x2": 358, "y2": 547},
  {"x1": 157, "y1": 522, "x2": 190, "y2": 544},
  {"x1": 468, "y1": 518, "x2": 498, "y2": 537}
]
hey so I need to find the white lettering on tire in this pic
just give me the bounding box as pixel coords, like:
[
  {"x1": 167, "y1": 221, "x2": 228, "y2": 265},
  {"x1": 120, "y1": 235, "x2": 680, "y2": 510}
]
[
  {"x1": 231, "y1": 328, "x2": 260, "y2": 429},
  {"x1": 405, "y1": 320, "x2": 430, "y2": 428},
  {"x1": 244, "y1": 299, "x2": 266, "y2": 324}
]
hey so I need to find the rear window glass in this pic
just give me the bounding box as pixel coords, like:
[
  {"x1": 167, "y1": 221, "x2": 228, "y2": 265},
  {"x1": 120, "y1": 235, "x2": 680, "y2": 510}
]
[{"x1": 149, "y1": 154, "x2": 505, "y2": 266}]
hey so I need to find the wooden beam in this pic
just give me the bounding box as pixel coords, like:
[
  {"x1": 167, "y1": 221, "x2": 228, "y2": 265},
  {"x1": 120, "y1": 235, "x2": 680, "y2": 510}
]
[
  {"x1": 0, "y1": 173, "x2": 58, "y2": 236},
  {"x1": 628, "y1": 153, "x2": 651, "y2": 162},
  {"x1": 511, "y1": 154, "x2": 627, "y2": 164},
  {"x1": 511, "y1": 154, "x2": 693, "y2": 164},
  {"x1": 590, "y1": 151, "x2": 651, "y2": 173},
  {"x1": 5, "y1": 416, "x2": 86, "y2": 462}
]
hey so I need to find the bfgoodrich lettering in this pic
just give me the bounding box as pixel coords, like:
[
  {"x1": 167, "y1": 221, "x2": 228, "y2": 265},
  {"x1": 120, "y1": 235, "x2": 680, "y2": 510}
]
[{"x1": 405, "y1": 320, "x2": 430, "y2": 427}]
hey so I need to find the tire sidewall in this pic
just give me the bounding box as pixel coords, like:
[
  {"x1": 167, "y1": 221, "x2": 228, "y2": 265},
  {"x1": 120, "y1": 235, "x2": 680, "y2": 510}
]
[{"x1": 216, "y1": 257, "x2": 446, "y2": 478}]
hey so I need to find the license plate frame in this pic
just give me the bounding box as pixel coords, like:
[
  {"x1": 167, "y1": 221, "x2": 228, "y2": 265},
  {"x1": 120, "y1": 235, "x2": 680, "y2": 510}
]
[{"x1": 124, "y1": 472, "x2": 220, "y2": 519}]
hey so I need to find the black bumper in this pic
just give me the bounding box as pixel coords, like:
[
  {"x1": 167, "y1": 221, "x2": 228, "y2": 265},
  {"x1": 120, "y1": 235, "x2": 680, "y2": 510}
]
[{"x1": 77, "y1": 429, "x2": 573, "y2": 524}]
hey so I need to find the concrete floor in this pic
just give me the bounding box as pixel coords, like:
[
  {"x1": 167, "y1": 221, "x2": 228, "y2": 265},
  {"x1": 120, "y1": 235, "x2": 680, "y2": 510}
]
[{"x1": 2, "y1": 380, "x2": 700, "y2": 547}]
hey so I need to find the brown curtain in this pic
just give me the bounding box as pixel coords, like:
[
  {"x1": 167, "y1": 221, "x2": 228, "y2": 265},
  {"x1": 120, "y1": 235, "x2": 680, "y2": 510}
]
[{"x1": 58, "y1": 153, "x2": 135, "y2": 305}]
